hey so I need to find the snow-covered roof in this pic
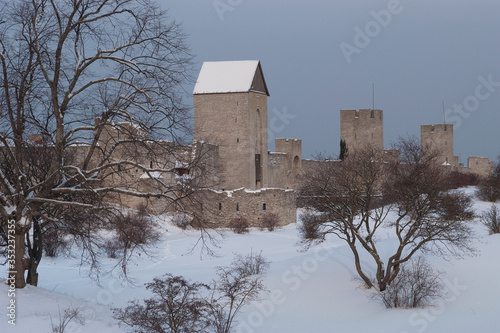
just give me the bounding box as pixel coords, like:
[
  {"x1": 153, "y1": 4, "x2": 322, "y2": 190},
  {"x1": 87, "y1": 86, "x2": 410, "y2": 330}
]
[{"x1": 193, "y1": 60, "x2": 269, "y2": 96}]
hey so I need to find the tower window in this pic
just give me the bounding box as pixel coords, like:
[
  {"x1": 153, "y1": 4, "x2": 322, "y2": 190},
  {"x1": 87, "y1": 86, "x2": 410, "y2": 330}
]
[
  {"x1": 236, "y1": 203, "x2": 239, "y2": 211},
  {"x1": 235, "y1": 117, "x2": 238, "y2": 123},
  {"x1": 237, "y1": 138, "x2": 239, "y2": 143},
  {"x1": 262, "y1": 203, "x2": 267, "y2": 212},
  {"x1": 218, "y1": 203, "x2": 222, "y2": 211},
  {"x1": 370, "y1": 110, "x2": 374, "y2": 118},
  {"x1": 255, "y1": 154, "x2": 261, "y2": 182}
]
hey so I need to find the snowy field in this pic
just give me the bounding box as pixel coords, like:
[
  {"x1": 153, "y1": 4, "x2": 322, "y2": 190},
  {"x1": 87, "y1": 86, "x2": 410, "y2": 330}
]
[{"x1": 1, "y1": 187, "x2": 500, "y2": 333}]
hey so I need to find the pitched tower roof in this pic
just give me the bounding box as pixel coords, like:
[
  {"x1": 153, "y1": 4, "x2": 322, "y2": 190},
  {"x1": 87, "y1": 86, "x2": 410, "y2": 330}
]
[{"x1": 193, "y1": 60, "x2": 269, "y2": 96}]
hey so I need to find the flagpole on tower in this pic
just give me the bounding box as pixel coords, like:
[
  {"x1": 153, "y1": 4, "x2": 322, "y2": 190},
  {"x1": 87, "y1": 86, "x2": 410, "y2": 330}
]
[
  {"x1": 372, "y1": 83, "x2": 375, "y2": 110},
  {"x1": 442, "y1": 100, "x2": 446, "y2": 125}
]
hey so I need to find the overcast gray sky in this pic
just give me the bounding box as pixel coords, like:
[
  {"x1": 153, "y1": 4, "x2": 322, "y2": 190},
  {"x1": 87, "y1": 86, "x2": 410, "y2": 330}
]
[{"x1": 163, "y1": 0, "x2": 500, "y2": 163}]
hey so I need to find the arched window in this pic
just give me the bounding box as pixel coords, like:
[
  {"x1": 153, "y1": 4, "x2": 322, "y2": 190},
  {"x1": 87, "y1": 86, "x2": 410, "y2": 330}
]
[{"x1": 293, "y1": 155, "x2": 300, "y2": 174}]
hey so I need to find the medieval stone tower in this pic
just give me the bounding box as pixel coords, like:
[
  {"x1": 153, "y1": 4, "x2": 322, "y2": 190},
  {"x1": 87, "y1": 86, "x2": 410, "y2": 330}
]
[
  {"x1": 420, "y1": 124, "x2": 459, "y2": 167},
  {"x1": 340, "y1": 109, "x2": 384, "y2": 152},
  {"x1": 193, "y1": 60, "x2": 269, "y2": 190}
]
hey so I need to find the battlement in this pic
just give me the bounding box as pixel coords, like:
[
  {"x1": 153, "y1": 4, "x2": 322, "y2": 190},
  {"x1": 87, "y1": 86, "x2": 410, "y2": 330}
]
[
  {"x1": 340, "y1": 109, "x2": 383, "y2": 121},
  {"x1": 275, "y1": 138, "x2": 302, "y2": 155},
  {"x1": 421, "y1": 124, "x2": 452, "y2": 134}
]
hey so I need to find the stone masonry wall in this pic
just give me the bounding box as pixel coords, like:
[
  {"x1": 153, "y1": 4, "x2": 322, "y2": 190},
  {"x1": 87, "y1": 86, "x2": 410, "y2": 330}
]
[
  {"x1": 194, "y1": 91, "x2": 268, "y2": 191},
  {"x1": 199, "y1": 188, "x2": 297, "y2": 227},
  {"x1": 340, "y1": 109, "x2": 383, "y2": 152},
  {"x1": 420, "y1": 124, "x2": 457, "y2": 167},
  {"x1": 468, "y1": 156, "x2": 494, "y2": 177}
]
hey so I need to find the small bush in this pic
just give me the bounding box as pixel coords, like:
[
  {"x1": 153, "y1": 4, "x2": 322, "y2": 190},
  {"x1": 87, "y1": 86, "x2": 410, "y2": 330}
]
[
  {"x1": 260, "y1": 213, "x2": 281, "y2": 231},
  {"x1": 481, "y1": 204, "x2": 500, "y2": 234},
  {"x1": 43, "y1": 229, "x2": 68, "y2": 257},
  {"x1": 298, "y1": 210, "x2": 323, "y2": 241},
  {"x1": 232, "y1": 250, "x2": 270, "y2": 276},
  {"x1": 50, "y1": 305, "x2": 85, "y2": 333},
  {"x1": 375, "y1": 257, "x2": 444, "y2": 308},
  {"x1": 446, "y1": 171, "x2": 479, "y2": 189},
  {"x1": 228, "y1": 217, "x2": 249, "y2": 234},
  {"x1": 114, "y1": 274, "x2": 210, "y2": 333},
  {"x1": 476, "y1": 175, "x2": 500, "y2": 202},
  {"x1": 103, "y1": 238, "x2": 121, "y2": 259},
  {"x1": 171, "y1": 214, "x2": 192, "y2": 230},
  {"x1": 115, "y1": 252, "x2": 270, "y2": 333},
  {"x1": 113, "y1": 209, "x2": 160, "y2": 249}
]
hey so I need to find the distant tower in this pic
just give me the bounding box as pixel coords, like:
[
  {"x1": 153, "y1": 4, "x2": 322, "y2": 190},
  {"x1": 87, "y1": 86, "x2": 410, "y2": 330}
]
[
  {"x1": 340, "y1": 109, "x2": 384, "y2": 152},
  {"x1": 275, "y1": 138, "x2": 302, "y2": 175},
  {"x1": 420, "y1": 124, "x2": 458, "y2": 167},
  {"x1": 193, "y1": 60, "x2": 270, "y2": 190}
]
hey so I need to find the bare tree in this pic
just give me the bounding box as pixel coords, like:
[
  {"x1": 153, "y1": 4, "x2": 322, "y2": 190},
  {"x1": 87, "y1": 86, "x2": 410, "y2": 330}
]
[
  {"x1": 0, "y1": 0, "x2": 199, "y2": 288},
  {"x1": 208, "y1": 252, "x2": 269, "y2": 333},
  {"x1": 299, "y1": 138, "x2": 475, "y2": 291}
]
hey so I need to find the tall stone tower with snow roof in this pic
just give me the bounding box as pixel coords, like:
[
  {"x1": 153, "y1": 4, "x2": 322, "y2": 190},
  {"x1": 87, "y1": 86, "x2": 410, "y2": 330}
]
[{"x1": 193, "y1": 60, "x2": 270, "y2": 190}]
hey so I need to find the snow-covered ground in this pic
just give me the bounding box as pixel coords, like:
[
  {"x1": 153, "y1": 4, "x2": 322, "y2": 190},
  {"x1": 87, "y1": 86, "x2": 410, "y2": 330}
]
[{"x1": 1, "y1": 187, "x2": 500, "y2": 333}]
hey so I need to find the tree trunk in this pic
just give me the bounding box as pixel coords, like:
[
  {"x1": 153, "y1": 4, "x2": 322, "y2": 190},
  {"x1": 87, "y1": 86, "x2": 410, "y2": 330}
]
[
  {"x1": 348, "y1": 242, "x2": 374, "y2": 289},
  {"x1": 26, "y1": 219, "x2": 43, "y2": 286},
  {"x1": 10, "y1": 230, "x2": 28, "y2": 288}
]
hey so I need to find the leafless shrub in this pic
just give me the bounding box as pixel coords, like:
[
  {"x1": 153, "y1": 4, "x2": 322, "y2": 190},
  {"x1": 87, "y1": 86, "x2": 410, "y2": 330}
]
[
  {"x1": 114, "y1": 253, "x2": 270, "y2": 333},
  {"x1": 114, "y1": 274, "x2": 211, "y2": 333},
  {"x1": 103, "y1": 239, "x2": 122, "y2": 259},
  {"x1": 298, "y1": 210, "x2": 324, "y2": 242},
  {"x1": 445, "y1": 171, "x2": 479, "y2": 189},
  {"x1": 209, "y1": 253, "x2": 269, "y2": 333},
  {"x1": 43, "y1": 229, "x2": 69, "y2": 258},
  {"x1": 50, "y1": 305, "x2": 85, "y2": 333},
  {"x1": 476, "y1": 175, "x2": 500, "y2": 202},
  {"x1": 231, "y1": 250, "x2": 270, "y2": 276},
  {"x1": 171, "y1": 214, "x2": 193, "y2": 230},
  {"x1": 260, "y1": 213, "x2": 281, "y2": 231},
  {"x1": 374, "y1": 257, "x2": 444, "y2": 308},
  {"x1": 481, "y1": 204, "x2": 500, "y2": 234},
  {"x1": 108, "y1": 208, "x2": 161, "y2": 276},
  {"x1": 113, "y1": 209, "x2": 160, "y2": 249},
  {"x1": 228, "y1": 217, "x2": 249, "y2": 234}
]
